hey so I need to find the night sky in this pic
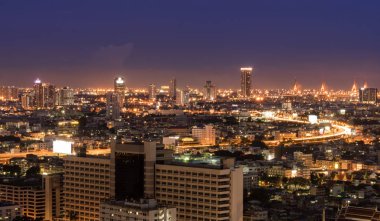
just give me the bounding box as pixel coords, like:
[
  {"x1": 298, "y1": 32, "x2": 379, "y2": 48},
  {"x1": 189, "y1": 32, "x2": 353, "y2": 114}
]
[{"x1": 0, "y1": 1, "x2": 379, "y2": 89}]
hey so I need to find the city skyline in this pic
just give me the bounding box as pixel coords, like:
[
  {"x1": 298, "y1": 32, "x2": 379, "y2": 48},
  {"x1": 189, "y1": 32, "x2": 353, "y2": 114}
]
[
  {"x1": 0, "y1": 1, "x2": 379, "y2": 89},
  {"x1": 1, "y1": 2, "x2": 380, "y2": 221}
]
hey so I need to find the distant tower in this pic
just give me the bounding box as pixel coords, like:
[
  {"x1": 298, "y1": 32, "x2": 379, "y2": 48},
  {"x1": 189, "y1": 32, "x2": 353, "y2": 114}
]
[
  {"x1": 292, "y1": 79, "x2": 301, "y2": 94},
  {"x1": 34, "y1": 78, "x2": 44, "y2": 108},
  {"x1": 57, "y1": 87, "x2": 75, "y2": 106},
  {"x1": 106, "y1": 92, "x2": 121, "y2": 120},
  {"x1": 204, "y1": 80, "x2": 216, "y2": 101},
  {"x1": 114, "y1": 77, "x2": 126, "y2": 106},
  {"x1": 176, "y1": 89, "x2": 184, "y2": 106},
  {"x1": 148, "y1": 84, "x2": 157, "y2": 101},
  {"x1": 350, "y1": 81, "x2": 359, "y2": 101},
  {"x1": 363, "y1": 81, "x2": 368, "y2": 89},
  {"x1": 183, "y1": 87, "x2": 190, "y2": 105},
  {"x1": 169, "y1": 78, "x2": 177, "y2": 100},
  {"x1": 33, "y1": 78, "x2": 55, "y2": 109},
  {"x1": 240, "y1": 67, "x2": 253, "y2": 98},
  {"x1": 351, "y1": 81, "x2": 358, "y2": 93},
  {"x1": 359, "y1": 88, "x2": 378, "y2": 104},
  {"x1": 320, "y1": 82, "x2": 327, "y2": 93}
]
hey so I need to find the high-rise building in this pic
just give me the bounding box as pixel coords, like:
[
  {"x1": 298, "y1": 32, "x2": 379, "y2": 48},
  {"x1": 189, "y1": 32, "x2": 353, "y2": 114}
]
[
  {"x1": 204, "y1": 80, "x2": 216, "y2": 101},
  {"x1": 175, "y1": 89, "x2": 184, "y2": 106},
  {"x1": 0, "y1": 173, "x2": 63, "y2": 220},
  {"x1": 100, "y1": 199, "x2": 176, "y2": 221},
  {"x1": 106, "y1": 92, "x2": 121, "y2": 120},
  {"x1": 155, "y1": 155, "x2": 243, "y2": 221},
  {"x1": 21, "y1": 94, "x2": 33, "y2": 109},
  {"x1": 114, "y1": 77, "x2": 126, "y2": 106},
  {"x1": 149, "y1": 84, "x2": 157, "y2": 101},
  {"x1": 359, "y1": 88, "x2": 378, "y2": 104},
  {"x1": 192, "y1": 124, "x2": 216, "y2": 145},
  {"x1": 240, "y1": 67, "x2": 252, "y2": 98},
  {"x1": 46, "y1": 84, "x2": 56, "y2": 108},
  {"x1": 169, "y1": 78, "x2": 177, "y2": 100},
  {"x1": 114, "y1": 77, "x2": 126, "y2": 94},
  {"x1": 110, "y1": 141, "x2": 157, "y2": 200},
  {"x1": 34, "y1": 78, "x2": 44, "y2": 108},
  {"x1": 44, "y1": 173, "x2": 64, "y2": 221},
  {"x1": 57, "y1": 87, "x2": 75, "y2": 106},
  {"x1": 183, "y1": 87, "x2": 190, "y2": 105},
  {"x1": 0, "y1": 86, "x2": 18, "y2": 101},
  {"x1": 33, "y1": 79, "x2": 56, "y2": 109},
  {"x1": 63, "y1": 155, "x2": 111, "y2": 221}
]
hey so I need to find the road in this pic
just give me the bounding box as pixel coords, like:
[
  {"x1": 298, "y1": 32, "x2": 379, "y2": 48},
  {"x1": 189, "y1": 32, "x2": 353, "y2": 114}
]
[{"x1": 0, "y1": 148, "x2": 111, "y2": 163}]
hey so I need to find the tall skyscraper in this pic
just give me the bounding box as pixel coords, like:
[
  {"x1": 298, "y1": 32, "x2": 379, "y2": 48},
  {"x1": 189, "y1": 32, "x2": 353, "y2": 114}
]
[
  {"x1": 359, "y1": 88, "x2": 378, "y2": 104},
  {"x1": 110, "y1": 140, "x2": 157, "y2": 200},
  {"x1": 34, "y1": 78, "x2": 44, "y2": 108},
  {"x1": 169, "y1": 78, "x2": 177, "y2": 100},
  {"x1": 183, "y1": 87, "x2": 190, "y2": 105},
  {"x1": 21, "y1": 94, "x2": 33, "y2": 109},
  {"x1": 114, "y1": 77, "x2": 126, "y2": 94},
  {"x1": 240, "y1": 67, "x2": 252, "y2": 98},
  {"x1": 114, "y1": 77, "x2": 126, "y2": 106},
  {"x1": 57, "y1": 87, "x2": 75, "y2": 106},
  {"x1": 204, "y1": 80, "x2": 216, "y2": 101},
  {"x1": 149, "y1": 84, "x2": 157, "y2": 101},
  {"x1": 106, "y1": 92, "x2": 121, "y2": 120},
  {"x1": 155, "y1": 156, "x2": 243, "y2": 221},
  {"x1": 175, "y1": 89, "x2": 184, "y2": 106},
  {"x1": 33, "y1": 79, "x2": 56, "y2": 109}
]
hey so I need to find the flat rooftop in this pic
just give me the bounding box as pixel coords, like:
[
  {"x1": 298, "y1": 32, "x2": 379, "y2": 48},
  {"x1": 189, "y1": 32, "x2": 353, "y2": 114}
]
[{"x1": 166, "y1": 154, "x2": 226, "y2": 169}]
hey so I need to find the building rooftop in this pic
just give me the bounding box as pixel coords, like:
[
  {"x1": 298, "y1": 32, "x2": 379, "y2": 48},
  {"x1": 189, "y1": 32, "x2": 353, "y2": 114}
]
[{"x1": 163, "y1": 154, "x2": 235, "y2": 169}]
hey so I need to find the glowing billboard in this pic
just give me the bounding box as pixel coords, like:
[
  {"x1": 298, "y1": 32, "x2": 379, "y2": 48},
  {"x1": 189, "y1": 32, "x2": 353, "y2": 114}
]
[
  {"x1": 53, "y1": 140, "x2": 73, "y2": 154},
  {"x1": 308, "y1": 115, "x2": 318, "y2": 124}
]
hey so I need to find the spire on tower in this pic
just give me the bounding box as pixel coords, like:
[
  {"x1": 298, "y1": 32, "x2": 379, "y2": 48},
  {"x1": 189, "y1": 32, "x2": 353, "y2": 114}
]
[
  {"x1": 351, "y1": 80, "x2": 358, "y2": 93},
  {"x1": 363, "y1": 81, "x2": 368, "y2": 89},
  {"x1": 321, "y1": 82, "x2": 327, "y2": 93}
]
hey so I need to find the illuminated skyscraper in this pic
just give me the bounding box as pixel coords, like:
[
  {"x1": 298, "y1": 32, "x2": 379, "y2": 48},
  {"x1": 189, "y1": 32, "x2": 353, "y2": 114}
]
[
  {"x1": 114, "y1": 77, "x2": 126, "y2": 106},
  {"x1": 21, "y1": 94, "x2": 33, "y2": 109},
  {"x1": 33, "y1": 79, "x2": 55, "y2": 109},
  {"x1": 359, "y1": 88, "x2": 378, "y2": 104},
  {"x1": 148, "y1": 84, "x2": 157, "y2": 101},
  {"x1": 175, "y1": 89, "x2": 184, "y2": 106},
  {"x1": 204, "y1": 80, "x2": 216, "y2": 101},
  {"x1": 106, "y1": 92, "x2": 121, "y2": 120},
  {"x1": 169, "y1": 78, "x2": 176, "y2": 100},
  {"x1": 57, "y1": 87, "x2": 75, "y2": 106},
  {"x1": 183, "y1": 87, "x2": 190, "y2": 105},
  {"x1": 240, "y1": 67, "x2": 252, "y2": 98},
  {"x1": 34, "y1": 78, "x2": 44, "y2": 108}
]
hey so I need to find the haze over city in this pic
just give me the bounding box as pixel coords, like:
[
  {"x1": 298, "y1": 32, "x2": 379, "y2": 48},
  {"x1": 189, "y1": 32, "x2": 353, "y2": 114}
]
[
  {"x1": 0, "y1": 1, "x2": 380, "y2": 89},
  {"x1": 1, "y1": 2, "x2": 380, "y2": 221}
]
